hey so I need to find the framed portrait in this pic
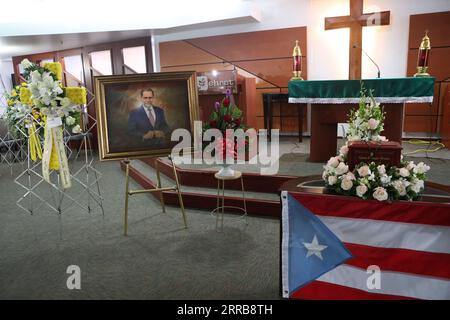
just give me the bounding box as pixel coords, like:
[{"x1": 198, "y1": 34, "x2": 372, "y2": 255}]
[{"x1": 94, "y1": 72, "x2": 199, "y2": 160}]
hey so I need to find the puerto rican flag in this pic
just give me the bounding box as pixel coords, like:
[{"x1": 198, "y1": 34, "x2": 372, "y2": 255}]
[{"x1": 281, "y1": 191, "x2": 450, "y2": 300}]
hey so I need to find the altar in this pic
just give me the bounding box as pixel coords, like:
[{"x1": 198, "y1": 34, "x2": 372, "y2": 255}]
[{"x1": 288, "y1": 77, "x2": 435, "y2": 162}]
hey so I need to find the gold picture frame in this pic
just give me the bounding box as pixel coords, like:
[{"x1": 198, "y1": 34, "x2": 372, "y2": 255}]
[{"x1": 94, "y1": 72, "x2": 199, "y2": 161}]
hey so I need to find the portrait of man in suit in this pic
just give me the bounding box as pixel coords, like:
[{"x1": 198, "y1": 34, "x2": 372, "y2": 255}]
[
  {"x1": 98, "y1": 72, "x2": 197, "y2": 159},
  {"x1": 127, "y1": 88, "x2": 171, "y2": 148}
]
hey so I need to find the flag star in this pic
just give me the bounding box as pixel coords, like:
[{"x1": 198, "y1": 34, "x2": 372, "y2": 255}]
[{"x1": 303, "y1": 235, "x2": 328, "y2": 260}]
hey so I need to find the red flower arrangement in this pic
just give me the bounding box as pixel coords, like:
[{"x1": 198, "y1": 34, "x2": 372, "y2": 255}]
[
  {"x1": 203, "y1": 88, "x2": 250, "y2": 160},
  {"x1": 203, "y1": 88, "x2": 247, "y2": 132}
]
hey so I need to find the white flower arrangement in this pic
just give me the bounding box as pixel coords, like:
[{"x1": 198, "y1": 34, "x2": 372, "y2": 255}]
[
  {"x1": 346, "y1": 84, "x2": 387, "y2": 143},
  {"x1": 1, "y1": 83, "x2": 42, "y2": 138},
  {"x1": 322, "y1": 83, "x2": 431, "y2": 202},
  {"x1": 323, "y1": 148, "x2": 430, "y2": 201},
  {"x1": 20, "y1": 59, "x2": 81, "y2": 119}
]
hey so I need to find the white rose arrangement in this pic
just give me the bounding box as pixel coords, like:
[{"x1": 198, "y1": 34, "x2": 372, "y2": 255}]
[
  {"x1": 346, "y1": 84, "x2": 387, "y2": 143},
  {"x1": 322, "y1": 82, "x2": 431, "y2": 202}
]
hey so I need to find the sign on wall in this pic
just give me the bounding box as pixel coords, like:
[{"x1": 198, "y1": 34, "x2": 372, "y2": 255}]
[{"x1": 196, "y1": 70, "x2": 237, "y2": 95}]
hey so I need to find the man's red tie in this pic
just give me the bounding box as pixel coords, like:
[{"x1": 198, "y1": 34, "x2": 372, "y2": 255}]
[{"x1": 148, "y1": 108, "x2": 156, "y2": 127}]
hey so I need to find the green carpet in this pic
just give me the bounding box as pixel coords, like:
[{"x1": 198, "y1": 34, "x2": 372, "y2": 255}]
[
  {"x1": 0, "y1": 150, "x2": 448, "y2": 299},
  {"x1": 0, "y1": 159, "x2": 279, "y2": 300}
]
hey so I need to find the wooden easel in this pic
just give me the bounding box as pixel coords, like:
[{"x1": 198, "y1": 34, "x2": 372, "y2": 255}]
[{"x1": 123, "y1": 155, "x2": 187, "y2": 236}]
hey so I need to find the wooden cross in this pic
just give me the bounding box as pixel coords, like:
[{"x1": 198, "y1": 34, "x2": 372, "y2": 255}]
[{"x1": 325, "y1": 0, "x2": 390, "y2": 79}]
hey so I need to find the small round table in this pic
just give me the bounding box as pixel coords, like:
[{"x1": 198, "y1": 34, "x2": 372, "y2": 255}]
[{"x1": 212, "y1": 170, "x2": 248, "y2": 231}]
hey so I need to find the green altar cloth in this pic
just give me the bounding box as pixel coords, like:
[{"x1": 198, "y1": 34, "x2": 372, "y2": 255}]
[{"x1": 288, "y1": 77, "x2": 435, "y2": 104}]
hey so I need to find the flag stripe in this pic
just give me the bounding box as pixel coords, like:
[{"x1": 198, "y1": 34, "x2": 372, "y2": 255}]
[
  {"x1": 344, "y1": 243, "x2": 450, "y2": 279},
  {"x1": 316, "y1": 264, "x2": 450, "y2": 300},
  {"x1": 284, "y1": 192, "x2": 450, "y2": 300},
  {"x1": 291, "y1": 193, "x2": 450, "y2": 226},
  {"x1": 319, "y1": 215, "x2": 450, "y2": 254},
  {"x1": 291, "y1": 281, "x2": 416, "y2": 300},
  {"x1": 281, "y1": 191, "x2": 290, "y2": 298}
]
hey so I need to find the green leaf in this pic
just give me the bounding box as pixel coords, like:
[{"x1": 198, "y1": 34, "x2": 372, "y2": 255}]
[{"x1": 231, "y1": 107, "x2": 242, "y2": 119}]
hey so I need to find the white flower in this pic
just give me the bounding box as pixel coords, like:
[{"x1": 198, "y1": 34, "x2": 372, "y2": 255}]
[
  {"x1": 328, "y1": 175, "x2": 337, "y2": 185},
  {"x1": 61, "y1": 97, "x2": 72, "y2": 108},
  {"x1": 347, "y1": 135, "x2": 361, "y2": 142},
  {"x1": 399, "y1": 168, "x2": 410, "y2": 177},
  {"x1": 65, "y1": 116, "x2": 75, "y2": 126},
  {"x1": 327, "y1": 156, "x2": 340, "y2": 168},
  {"x1": 356, "y1": 185, "x2": 368, "y2": 197},
  {"x1": 370, "y1": 135, "x2": 380, "y2": 141},
  {"x1": 360, "y1": 123, "x2": 368, "y2": 131},
  {"x1": 56, "y1": 109, "x2": 65, "y2": 117},
  {"x1": 30, "y1": 70, "x2": 42, "y2": 83},
  {"x1": 367, "y1": 118, "x2": 380, "y2": 130},
  {"x1": 380, "y1": 174, "x2": 391, "y2": 186},
  {"x1": 72, "y1": 124, "x2": 82, "y2": 134},
  {"x1": 410, "y1": 179, "x2": 424, "y2": 193},
  {"x1": 413, "y1": 162, "x2": 430, "y2": 174},
  {"x1": 341, "y1": 178, "x2": 353, "y2": 191},
  {"x1": 357, "y1": 165, "x2": 371, "y2": 177},
  {"x1": 401, "y1": 179, "x2": 411, "y2": 188},
  {"x1": 391, "y1": 180, "x2": 406, "y2": 196},
  {"x1": 339, "y1": 145, "x2": 349, "y2": 156},
  {"x1": 373, "y1": 187, "x2": 388, "y2": 201},
  {"x1": 20, "y1": 58, "x2": 33, "y2": 69},
  {"x1": 377, "y1": 164, "x2": 386, "y2": 175},
  {"x1": 335, "y1": 162, "x2": 349, "y2": 175},
  {"x1": 406, "y1": 161, "x2": 415, "y2": 171},
  {"x1": 378, "y1": 135, "x2": 387, "y2": 141},
  {"x1": 369, "y1": 99, "x2": 379, "y2": 109},
  {"x1": 344, "y1": 172, "x2": 356, "y2": 180}
]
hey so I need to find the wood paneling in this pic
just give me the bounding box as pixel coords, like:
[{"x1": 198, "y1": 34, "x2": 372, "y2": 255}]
[
  {"x1": 252, "y1": 87, "x2": 306, "y2": 132},
  {"x1": 441, "y1": 83, "x2": 450, "y2": 147},
  {"x1": 159, "y1": 27, "x2": 307, "y2": 134},
  {"x1": 408, "y1": 11, "x2": 450, "y2": 48},
  {"x1": 407, "y1": 48, "x2": 450, "y2": 81},
  {"x1": 404, "y1": 115, "x2": 440, "y2": 133},
  {"x1": 235, "y1": 58, "x2": 307, "y2": 88},
  {"x1": 160, "y1": 40, "x2": 221, "y2": 67},
  {"x1": 406, "y1": 11, "x2": 450, "y2": 135},
  {"x1": 162, "y1": 62, "x2": 233, "y2": 73},
  {"x1": 186, "y1": 27, "x2": 307, "y2": 62},
  {"x1": 405, "y1": 83, "x2": 439, "y2": 116}
]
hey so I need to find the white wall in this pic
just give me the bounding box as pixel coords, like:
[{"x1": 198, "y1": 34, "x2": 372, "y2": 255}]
[
  {"x1": 347, "y1": 0, "x2": 449, "y2": 80},
  {"x1": 0, "y1": 59, "x2": 13, "y2": 91},
  {"x1": 153, "y1": 0, "x2": 310, "y2": 71},
  {"x1": 0, "y1": 59, "x2": 14, "y2": 115},
  {"x1": 155, "y1": 0, "x2": 450, "y2": 80},
  {"x1": 1, "y1": 0, "x2": 449, "y2": 84}
]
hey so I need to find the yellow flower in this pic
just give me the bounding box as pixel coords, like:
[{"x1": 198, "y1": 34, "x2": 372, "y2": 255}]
[
  {"x1": 32, "y1": 109, "x2": 41, "y2": 119},
  {"x1": 19, "y1": 87, "x2": 33, "y2": 105},
  {"x1": 65, "y1": 87, "x2": 87, "y2": 105},
  {"x1": 7, "y1": 99, "x2": 14, "y2": 106},
  {"x1": 44, "y1": 62, "x2": 63, "y2": 80},
  {"x1": 21, "y1": 82, "x2": 27, "y2": 87},
  {"x1": 11, "y1": 90, "x2": 17, "y2": 97}
]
